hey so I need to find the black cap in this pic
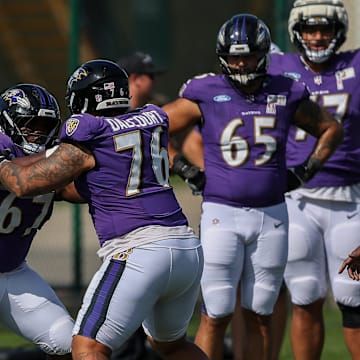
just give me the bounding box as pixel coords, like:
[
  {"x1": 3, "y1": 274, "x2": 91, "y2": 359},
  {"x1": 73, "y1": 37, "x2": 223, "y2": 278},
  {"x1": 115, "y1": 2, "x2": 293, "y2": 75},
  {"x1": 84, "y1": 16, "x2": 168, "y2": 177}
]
[{"x1": 117, "y1": 51, "x2": 165, "y2": 75}]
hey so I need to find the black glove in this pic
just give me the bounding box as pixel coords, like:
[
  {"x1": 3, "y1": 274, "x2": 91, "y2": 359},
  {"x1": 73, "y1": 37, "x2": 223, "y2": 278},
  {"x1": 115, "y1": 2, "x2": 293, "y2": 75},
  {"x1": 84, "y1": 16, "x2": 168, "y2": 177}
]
[
  {"x1": 172, "y1": 154, "x2": 205, "y2": 195},
  {"x1": 286, "y1": 157, "x2": 322, "y2": 192},
  {"x1": 0, "y1": 148, "x2": 14, "y2": 163}
]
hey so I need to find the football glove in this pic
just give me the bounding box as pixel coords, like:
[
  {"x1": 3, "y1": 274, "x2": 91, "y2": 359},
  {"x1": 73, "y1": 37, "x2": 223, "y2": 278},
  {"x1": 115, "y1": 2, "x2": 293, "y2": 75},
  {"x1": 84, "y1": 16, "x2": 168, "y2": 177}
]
[
  {"x1": 287, "y1": 157, "x2": 322, "y2": 192},
  {"x1": 172, "y1": 154, "x2": 205, "y2": 195}
]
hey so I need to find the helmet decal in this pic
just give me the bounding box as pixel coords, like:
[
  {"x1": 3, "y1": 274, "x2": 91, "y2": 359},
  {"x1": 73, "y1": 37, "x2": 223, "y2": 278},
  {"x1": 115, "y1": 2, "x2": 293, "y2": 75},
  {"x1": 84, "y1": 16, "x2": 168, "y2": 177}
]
[
  {"x1": 103, "y1": 81, "x2": 115, "y2": 90},
  {"x1": 2, "y1": 89, "x2": 31, "y2": 108},
  {"x1": 67, "y1": 67, "x2": 88, "y2": 89}
]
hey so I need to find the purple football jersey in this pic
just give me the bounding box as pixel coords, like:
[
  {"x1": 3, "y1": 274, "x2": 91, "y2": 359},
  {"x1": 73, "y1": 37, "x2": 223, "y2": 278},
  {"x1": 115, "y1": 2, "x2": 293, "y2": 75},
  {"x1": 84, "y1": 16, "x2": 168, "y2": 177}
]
[
  {"x1": 60, "y1": 104, "x2": 187, "y2": 245},
  {"x1": 180, "y1": 73, "x2": 309, "y2": 207},
  {"x1": 270, "y1": 51, "x2": 360, "y2": 187},
  {"x1": 0, "y1": 133, "x2": 54, "y2": 272}
]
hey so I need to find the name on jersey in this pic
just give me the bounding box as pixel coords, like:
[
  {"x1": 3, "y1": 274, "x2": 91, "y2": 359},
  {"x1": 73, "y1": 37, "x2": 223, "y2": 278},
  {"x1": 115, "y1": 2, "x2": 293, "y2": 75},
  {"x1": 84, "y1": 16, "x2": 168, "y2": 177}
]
[{"x1": 105, "y1": 110, "x2": 165, "y2": 132}]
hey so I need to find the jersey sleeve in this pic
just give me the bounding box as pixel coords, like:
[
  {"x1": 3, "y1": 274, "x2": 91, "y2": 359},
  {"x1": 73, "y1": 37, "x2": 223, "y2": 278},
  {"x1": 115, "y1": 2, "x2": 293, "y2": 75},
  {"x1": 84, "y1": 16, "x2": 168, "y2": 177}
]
[
  {"x1": 178, "y1": 73, "x2": 216, "y2": 102},
  {"x1": 60, "y1": 113, "x2": 102, "y2": 143},
  {"x1": 0, "y1": 133, "x2": 15, "y2": 151}
]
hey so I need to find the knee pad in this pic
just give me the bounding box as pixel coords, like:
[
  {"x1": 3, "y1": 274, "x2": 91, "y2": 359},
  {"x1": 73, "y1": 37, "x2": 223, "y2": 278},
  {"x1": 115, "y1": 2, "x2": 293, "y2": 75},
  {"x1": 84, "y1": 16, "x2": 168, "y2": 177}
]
[
  {"x1": 38, "y1": 315, "x2": 74, "y2": 355},
  {"x1": 287, "y1": 277, "x2": 326, "y2": 305},
  {"x1": 201, "y1": 285, "x2": 236, "y2": 318},
  {"x1": 243, "y1": 285, "x2": 277, "y2": 315},
  {"x1": 337, "y1": 303, "x2": 360, "y2": 329}
]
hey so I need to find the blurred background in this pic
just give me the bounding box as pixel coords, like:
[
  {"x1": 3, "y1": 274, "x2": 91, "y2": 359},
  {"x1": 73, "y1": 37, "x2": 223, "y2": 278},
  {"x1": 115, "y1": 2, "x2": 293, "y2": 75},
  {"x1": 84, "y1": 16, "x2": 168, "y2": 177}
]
[
  {"x1": 0, "y1": 0, "x2": 293, "y2": 117},
  {"x1": 0, "y1": 0, "x2": 359, "y2": 357},
  {"x1": 0, "y1": 0, "x2": 359, "y2": 310},
  {"x1": 1, "y1": 0, "x2": 359, "y2": 119}
]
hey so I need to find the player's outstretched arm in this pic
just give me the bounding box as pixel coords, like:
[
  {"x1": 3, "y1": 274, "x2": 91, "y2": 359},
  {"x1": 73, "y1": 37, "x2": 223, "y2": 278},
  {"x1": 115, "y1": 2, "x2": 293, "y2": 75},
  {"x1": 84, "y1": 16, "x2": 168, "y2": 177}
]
[{"x1": 0, "y1": 142, "x2": 95, "y2": 197}]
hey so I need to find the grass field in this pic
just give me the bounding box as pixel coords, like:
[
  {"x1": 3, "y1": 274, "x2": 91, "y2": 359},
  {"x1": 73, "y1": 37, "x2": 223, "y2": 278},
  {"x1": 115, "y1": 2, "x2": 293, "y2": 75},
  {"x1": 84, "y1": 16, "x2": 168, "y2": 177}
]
[
  {"x1": 0, "y1": 182, "x2": 351, "y2": 358},
  {"x1": 0, "y1": 298, "x2": 350, "y2": 359},
  {"x1": 189, "y1": 300, "x2": 349, "y2": 359}
]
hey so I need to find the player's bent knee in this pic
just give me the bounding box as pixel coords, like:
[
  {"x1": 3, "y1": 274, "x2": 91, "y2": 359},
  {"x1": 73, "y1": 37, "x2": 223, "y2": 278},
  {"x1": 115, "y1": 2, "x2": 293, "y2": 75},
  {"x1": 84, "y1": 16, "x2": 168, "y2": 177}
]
[
  {"x1": 39, "y1": 315, "x2": 73, "y2": 355},
  {"x1": 287, "y1": 277, "x2": 325, "y2": 305},
  {"x1": 244, "y1": 287, "x2": 277, "y2": 315},
  {"x1": 333, "y1": 278, "x2": 360, "y2": 307},
  {"x1": 149, "y1": 334, "x2": 186, "y2": 356},
  {"x1": 337, "y1": 303, "x2": 360, "y2": 328},
  {"x1": 201, "y1": 285, "x2": 236, "y2": 317}
]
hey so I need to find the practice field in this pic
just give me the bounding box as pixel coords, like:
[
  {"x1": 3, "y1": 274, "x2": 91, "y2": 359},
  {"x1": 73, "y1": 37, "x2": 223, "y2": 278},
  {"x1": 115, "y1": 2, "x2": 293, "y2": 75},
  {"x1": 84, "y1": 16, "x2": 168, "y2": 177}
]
[
  {"x1": 0, "y1": 299, "x2": 349, "y2": 359},
  {"x1": 0, "y1": 179, "x2": 351, "y2": 358}
]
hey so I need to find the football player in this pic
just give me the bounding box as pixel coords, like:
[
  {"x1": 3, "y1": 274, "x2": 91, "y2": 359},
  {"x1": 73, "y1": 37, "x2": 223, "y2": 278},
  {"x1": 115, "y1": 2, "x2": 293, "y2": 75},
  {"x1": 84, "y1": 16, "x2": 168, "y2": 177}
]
[
  {"x1": 269, "y1": 0, "x2": 360, "y2": 358},
  {"x1": 0, "y1": 83, "x2": 73, "y2": 359},
  {"x1": 0, "y1": 60, "x2": 208, "y2": 360},
  {"x1": 164, "y1": 13, "x2": 343, "y2": 360}
]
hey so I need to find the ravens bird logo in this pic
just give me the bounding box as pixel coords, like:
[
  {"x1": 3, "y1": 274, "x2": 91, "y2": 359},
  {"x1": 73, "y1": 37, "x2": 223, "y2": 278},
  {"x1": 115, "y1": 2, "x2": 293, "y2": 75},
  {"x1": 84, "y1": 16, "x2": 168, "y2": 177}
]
[
  {"x1": 2, "y1": 89, "x2": 31, "y2": 108},
  {"x1": 67, "y1": 67, "x2": 88, "y2": 89}
]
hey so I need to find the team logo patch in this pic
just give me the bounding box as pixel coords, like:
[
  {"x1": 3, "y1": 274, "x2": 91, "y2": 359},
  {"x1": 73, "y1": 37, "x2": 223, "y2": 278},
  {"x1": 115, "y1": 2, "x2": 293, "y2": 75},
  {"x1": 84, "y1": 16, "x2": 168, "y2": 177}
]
[
  {"x1": 266, "y1": 102, "x2": 277, "y2": 114},
  {"x1": 213, "y1": 94, "x2": 231, "y2": 102},
  {"x1": 66, "y1": 118, "x2": 80, "y2": 136},
  {"x1": 112, "y1": 249, "x2": 133, "y2": 261},
  {"x1": 2, "y1": 88, "x2": 31, "y2": 108},
  {"x1": 314, "y1": 75, "x2": 322, "y2": 85},
  {"x1": 67, "y1": 67, "x2": 88, "y2": 88}
]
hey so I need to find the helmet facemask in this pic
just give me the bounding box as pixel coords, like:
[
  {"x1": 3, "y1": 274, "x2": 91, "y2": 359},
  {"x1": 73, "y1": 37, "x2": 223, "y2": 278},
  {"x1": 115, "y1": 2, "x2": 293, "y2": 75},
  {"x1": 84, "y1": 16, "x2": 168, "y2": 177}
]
[
  {"x1": 294, "y1": 20, "x2": 341, "y2": 63},
  {"x1": 216, "y1": 14, "x2": 271, "y2": 87},
  {"x1": 2, "y1": 110, "x2": 60, "y2": 154},
  {"x1": 288, "y1": 0, "x2": 348, "y2": 63},
  {"x1": 0, "y1": 84, "x2": 61, "y2": 154},
  {"x1": 219, "y1": 51, "x2": 270, "y2": 86}
]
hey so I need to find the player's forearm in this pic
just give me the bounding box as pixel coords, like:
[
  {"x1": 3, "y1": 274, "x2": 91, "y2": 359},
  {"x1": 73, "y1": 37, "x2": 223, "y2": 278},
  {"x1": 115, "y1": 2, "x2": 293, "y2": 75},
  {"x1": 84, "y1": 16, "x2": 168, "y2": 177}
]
[
  {"x1": 0, "y1": 159, "x2": 72, "y2": 197},
  {"x1": 0, "y1": 143, "x2": 95, "y2": 197},
  {"x1": 308, "y1": 122, "x2": 343, "y2": 168}
]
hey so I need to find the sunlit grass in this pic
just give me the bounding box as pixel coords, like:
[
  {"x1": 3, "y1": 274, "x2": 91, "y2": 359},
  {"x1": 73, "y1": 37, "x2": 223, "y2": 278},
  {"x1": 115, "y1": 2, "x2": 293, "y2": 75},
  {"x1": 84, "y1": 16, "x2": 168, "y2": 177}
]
[
  {"x1": 188, "y1": 299, "x2": 349, "y2": 360},
  {"x1": 0, "y1": 300, "x2": 350, "y2": 359}
]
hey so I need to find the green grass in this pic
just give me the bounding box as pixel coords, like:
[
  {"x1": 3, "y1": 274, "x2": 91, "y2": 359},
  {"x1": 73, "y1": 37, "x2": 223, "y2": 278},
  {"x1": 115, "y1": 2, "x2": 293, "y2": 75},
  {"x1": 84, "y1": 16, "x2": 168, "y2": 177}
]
[
  {"x1": 187, "y1": 300, "x2": 349, "y2": 360},
  {"x1": 0, "y1": 328, "x2": 36, "y2": 349},
  {"x1": 278, "y1": 302, "x2": 348, "y2": 359},
  {"x1": 0, "y1": 300, "x2": 350, "y2": 359}
]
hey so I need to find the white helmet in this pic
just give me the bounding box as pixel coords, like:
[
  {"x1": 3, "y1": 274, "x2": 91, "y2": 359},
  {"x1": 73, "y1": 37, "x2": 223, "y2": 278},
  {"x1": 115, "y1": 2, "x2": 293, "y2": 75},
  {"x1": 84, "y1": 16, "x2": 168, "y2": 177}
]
[{"x1": 288, "y1": 0, "x2": 348, "y2": 63}]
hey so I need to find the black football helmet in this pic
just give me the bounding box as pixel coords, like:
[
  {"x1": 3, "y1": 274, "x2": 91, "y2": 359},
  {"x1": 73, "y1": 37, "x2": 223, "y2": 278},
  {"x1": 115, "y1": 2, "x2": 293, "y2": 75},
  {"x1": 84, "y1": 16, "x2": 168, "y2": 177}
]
[
  {"x1": 0, "y1": 84, "x2": 61, "y2": 154},
  {"x1": 66, "y1": 59, "x2": 130, "y2": 115},
  {"x1": 216, "y1": 14, "x2": 271, "y2": 86},
  {"x1": 288, "y1": 0, "x2": 348, "y2": 63}
]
